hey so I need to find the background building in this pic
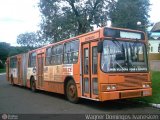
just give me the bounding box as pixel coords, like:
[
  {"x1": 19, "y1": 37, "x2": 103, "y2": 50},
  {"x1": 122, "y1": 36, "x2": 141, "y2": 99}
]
[{"x1": 148, "y1": 22, "x2": 160, "y2": 71}]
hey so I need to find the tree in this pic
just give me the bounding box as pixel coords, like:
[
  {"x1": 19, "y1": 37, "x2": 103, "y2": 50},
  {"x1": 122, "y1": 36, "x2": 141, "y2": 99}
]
[
  {"x1": 8, "y1": 46, "x2": 32, "y2": 56},
  {"x1": 17, "y1": 32, "x2": 44, "y2": 48},
  {"x1": 0, "y1": 42, "x2": 10, "y2": 68},
  {"x1": 39, "y1": 0, "x2": 116, "y2": 43},
  {"x1": 0, "y1": 42, "x2": 34, "y2": 68},
  {"x1": 109, "y1": 0, "x2": 150, "y2": 31}
]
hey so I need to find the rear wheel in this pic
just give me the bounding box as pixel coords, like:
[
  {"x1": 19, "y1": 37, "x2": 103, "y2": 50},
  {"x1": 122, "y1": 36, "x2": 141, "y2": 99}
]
[
  {"x1": 30, "y1": 77, "x2": 36, "y2": 92},
  {"x1": 66, "y1": 80, "x2": 79, "y2": 103}
]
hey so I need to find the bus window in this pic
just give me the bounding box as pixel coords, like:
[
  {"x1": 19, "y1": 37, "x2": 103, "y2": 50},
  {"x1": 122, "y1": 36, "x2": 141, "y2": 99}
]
[
  {"x1": 29, "y1": 52, "x2": 36, "y2": 67},
  {"x1": 52, "y1": 44, "x2": 63, "y2": 65},
  {"x1": 64, "y1": 40, "x2": 79, "y2": 64},
  {"x1": 92, "y1": 78, "x2": 98, "y2": 95},
  {"x1": 84, "y1": 48, "x2": 89, "y2": 74},
  {"x1": 84, "y1": 78, "x2": 89, "y2": 93},
  {"x1": 46, "y1": 47, "x2": 52, "y2": 65},
  {"x1": 92, "y1": 46, "x2": 98, "y2": 74},
  {"x1": 101, "y1": 40, "x2": 148, "y2": 72},
  {"x1": 10, "y1": 57, "x2": 17, "y2": 68}
]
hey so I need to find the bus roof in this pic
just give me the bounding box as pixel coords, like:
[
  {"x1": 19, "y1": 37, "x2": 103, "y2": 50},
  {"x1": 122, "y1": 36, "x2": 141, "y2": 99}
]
[
  {"x1": 9, "y1": 26, "x2": 146, "y2": 55},
  {"x1": 28, "y1": 27, "x2": 102, "y2": 53}
]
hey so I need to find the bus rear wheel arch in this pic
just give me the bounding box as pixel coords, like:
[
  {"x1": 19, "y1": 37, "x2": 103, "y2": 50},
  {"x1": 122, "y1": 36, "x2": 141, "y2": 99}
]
[
  {"x1": 65, "y1": 79, "x2": 79, "y2": 103},
  {"x1": 30, "y1": 76, "x2": 36, "y2": 92}
]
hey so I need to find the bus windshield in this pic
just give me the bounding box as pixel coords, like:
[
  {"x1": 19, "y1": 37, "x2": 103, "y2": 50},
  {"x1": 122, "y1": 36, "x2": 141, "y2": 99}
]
[{"x1": 101, "y1": 40, "x2": 148, "y2": 72}]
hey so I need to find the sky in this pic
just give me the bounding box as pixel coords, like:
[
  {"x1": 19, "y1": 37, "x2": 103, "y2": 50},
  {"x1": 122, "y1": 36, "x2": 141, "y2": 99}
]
[
  {"x1": 0, "y1": 0, "x2": 160, "y2": 46},
  {"x1": 0, "y1": 0, "x2": 40, "y2": 46}
]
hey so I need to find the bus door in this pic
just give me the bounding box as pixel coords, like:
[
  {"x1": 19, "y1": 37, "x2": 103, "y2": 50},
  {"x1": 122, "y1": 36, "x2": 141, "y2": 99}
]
[
  {"x1": 17, "y1": 57, "x2": 21, "y2": 84},
  {"x1": 82, "y1": 41, "x2": 98, "y2": 99},
  {"x1": 37, "y1": 53, "x2": 44, "y2": 89}
]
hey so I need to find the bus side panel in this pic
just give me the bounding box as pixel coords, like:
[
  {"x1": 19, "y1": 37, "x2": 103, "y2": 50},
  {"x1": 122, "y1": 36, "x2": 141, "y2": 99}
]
[
  {"x1": 73, "y1": 62, "x2": 81, "y2": 97},
  {"x1": 43, "y1": 65, "x2": 64, "y2": 94},
  {"x1": 42, "y1": 81, "x2": 64, "y2": 94},
  {"x1": 22, "y1": 53, "x2": 28, "y2": 86}
]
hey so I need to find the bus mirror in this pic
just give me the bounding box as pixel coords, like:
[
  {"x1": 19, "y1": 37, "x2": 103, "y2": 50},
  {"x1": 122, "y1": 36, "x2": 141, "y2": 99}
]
[{"x1": 98, "y1": 41, "x2": 103, "y2": 53}]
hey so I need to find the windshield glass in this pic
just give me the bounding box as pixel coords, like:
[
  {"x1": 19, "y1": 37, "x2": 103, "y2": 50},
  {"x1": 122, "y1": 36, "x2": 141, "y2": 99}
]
[{"x1": 101, "y1": 40, "x2": 148, "y2": 72}]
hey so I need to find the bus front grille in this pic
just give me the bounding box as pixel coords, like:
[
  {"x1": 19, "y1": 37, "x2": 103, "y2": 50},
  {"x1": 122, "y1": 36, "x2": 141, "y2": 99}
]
[{"x1": 117, "y1": 74, "x2": 148, "y2": 90}]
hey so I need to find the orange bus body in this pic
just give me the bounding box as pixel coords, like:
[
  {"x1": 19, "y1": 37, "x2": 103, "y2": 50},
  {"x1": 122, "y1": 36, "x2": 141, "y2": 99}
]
[{"x1": 6, "y1": 27, "x2": 152, "y2": 102}]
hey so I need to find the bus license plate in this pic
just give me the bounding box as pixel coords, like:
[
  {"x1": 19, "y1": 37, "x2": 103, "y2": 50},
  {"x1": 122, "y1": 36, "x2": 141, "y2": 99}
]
[{"x1": 143, "y1": 91, "x2": 151, "y2": 96}]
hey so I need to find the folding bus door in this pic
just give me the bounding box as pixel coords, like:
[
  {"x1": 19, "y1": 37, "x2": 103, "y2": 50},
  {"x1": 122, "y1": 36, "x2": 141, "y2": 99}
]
[
  {"x1": 37, "y1": 53, "x2": 44, "y2": 89},
  {"x1": 82, "y1": 41, "x2": 98, "y2": 99}
]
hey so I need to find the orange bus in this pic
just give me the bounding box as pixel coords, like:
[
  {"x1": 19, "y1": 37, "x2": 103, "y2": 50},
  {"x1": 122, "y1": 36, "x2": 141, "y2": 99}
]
[{"x1": 6, "y1": 27, "x2": 152, "y2": 103}]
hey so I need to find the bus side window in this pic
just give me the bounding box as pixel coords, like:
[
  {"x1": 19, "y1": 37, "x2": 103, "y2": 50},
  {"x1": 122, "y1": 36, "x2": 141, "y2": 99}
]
[
  {"x1": 29, "y1": 52, "x2": 36, "y2": 67},
  {"x1": 10, "y1": 57, "x2": 17, "y2": 68},
  {"x1": 52, "y1": 44, "x2": 63, "y2": 65},
  {"x1": 46, "y1": 47, "x2": 52, "y2": 65},
  {"x1": 56, "y1": 45, "x2": 63, "y2": 64},
  {"x1": 64, "y1": 40, "x2": 79, "y2": 64}
]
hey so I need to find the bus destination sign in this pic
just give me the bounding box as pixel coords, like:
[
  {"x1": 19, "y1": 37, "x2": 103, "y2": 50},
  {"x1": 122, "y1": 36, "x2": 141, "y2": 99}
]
[{"x1": 104, "y1": 28, "x2": 145, "y2": 40}]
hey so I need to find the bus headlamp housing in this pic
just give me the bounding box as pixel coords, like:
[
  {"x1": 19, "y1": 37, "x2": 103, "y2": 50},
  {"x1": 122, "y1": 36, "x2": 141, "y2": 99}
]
[
  {"x1": 142, "y1": 83, "x2": 151, "y2": 88},
  {"x1": 107, "y1": 86, "x2": 111, "y2": 90},
  {"x1": 106, "y1": 85, "x2": 116, "y2": 91},
  {"x1": 102, "y1": 84, "x2": 116, "y2": 91},
  {"x1": 111, "y1": 85, "x2": 116, "y2": 90}
]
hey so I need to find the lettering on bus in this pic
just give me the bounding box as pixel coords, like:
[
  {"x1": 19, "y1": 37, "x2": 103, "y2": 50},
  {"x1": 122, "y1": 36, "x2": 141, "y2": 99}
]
[
  {"x1": 63, "y1": 64, "x2": 73, "y2": 75},
  {"x1": 85, "y1": 36, "x2": 95, "y2": 41}
]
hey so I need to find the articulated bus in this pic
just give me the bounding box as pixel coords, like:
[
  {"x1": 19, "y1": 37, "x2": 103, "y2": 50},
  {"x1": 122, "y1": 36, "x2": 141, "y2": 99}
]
[{"x1": 6, "y1": 27, "x2": 152, "y2": 103}]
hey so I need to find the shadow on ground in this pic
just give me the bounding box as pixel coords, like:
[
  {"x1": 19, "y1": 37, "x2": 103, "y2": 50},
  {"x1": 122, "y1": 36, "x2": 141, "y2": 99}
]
[{"x1": 13, "y1": 84, "x2": 148, "y2": 112}]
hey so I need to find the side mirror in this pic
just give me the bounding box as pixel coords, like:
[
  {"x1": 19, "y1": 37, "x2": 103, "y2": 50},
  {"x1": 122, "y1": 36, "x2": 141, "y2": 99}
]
[{"x1": 98, "y1": 41, "x2": 103, "y2": 53}]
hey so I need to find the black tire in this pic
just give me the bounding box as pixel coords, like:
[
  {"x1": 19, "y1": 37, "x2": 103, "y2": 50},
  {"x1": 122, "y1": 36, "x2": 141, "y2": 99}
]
[
  {"x1": 66, "y1": 80, "x2": 79, "y2": 103},
  {"x1": 30, "y1": 77, "x2": 36, "y2": 92},
  {"x1": 11, "y1": 75, "x2": 14, "y2": 86}
]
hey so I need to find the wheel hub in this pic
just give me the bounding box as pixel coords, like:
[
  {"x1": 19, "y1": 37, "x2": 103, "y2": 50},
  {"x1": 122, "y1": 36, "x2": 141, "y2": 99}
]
[{"x1": 69, "y1": 85, "x2": 75, "y2": 97}]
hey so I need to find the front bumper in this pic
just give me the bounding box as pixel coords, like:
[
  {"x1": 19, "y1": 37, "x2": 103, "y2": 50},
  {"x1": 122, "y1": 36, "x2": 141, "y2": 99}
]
[{"x1": 100, "y1": 88, "x2": 152, "y2": 101}]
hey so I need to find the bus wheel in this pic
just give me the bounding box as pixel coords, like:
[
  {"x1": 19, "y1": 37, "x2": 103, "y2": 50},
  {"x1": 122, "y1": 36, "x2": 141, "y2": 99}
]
[
  {"x1": 66, "y1": 80, "x2": 79, "y2": 103},
  {"x1": 31, "y1": 78, "x2": 36, "y2": 92},
  {"x1": 11, "y1": 75, "x2": 14, "y2": 86}
]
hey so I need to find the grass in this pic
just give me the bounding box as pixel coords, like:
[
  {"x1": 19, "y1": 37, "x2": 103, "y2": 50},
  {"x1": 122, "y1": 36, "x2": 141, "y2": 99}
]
[
  {"x1": 133, "y1": 71, "x2": 160, "y2": 104},
  {"x1": 0, "y1": 69, "x2": 6, "y2": 73}
]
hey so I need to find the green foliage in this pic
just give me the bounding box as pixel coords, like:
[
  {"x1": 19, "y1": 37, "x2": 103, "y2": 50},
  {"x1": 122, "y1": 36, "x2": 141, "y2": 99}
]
[
  {"x1": 0, "y1": 69, "x2": 6, "y2": 73},
  {"x1": 0, "y1": 42, "x2": 35, "y2": 68},
  {"x1": 0, "y1": 42, "x2": 10, "y2": 68},
  {"x1": 109, "y1": 0, "x2": 150, "y2": 31},
  {"x1": 17, "y1": 32, "x2": 45, "y2": 47},
  {"x1": 39, "y1": 0, "x2": 116, "y2": 43},
  {"x1": 8, "y1": 46, "x2": 34, "y2": 56}
]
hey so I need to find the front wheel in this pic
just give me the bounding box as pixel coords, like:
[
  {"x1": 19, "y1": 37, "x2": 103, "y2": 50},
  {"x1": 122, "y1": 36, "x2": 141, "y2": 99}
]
[{"x1": 66, "y1": 80, "x2": 79, "y2": 103}]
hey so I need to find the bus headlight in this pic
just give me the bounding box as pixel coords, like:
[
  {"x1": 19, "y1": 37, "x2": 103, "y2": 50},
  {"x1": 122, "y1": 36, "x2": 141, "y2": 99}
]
[
  {"x1": 142, "y1": 84, "x2": 146, "y2": 88},
  {"x1": 142, "y1": 83, "x2": 150, "y2": 88},
  {"x1": 101, "y1": 84, "x2": 117, "y2": 91},
  {"x1": 111, "y1": 85, "x2": 116, "y2": 90},
  {"x1": 146, "y1": 84, "x2": 150, "y2": 88},
  {"x1": 107, "y1": 86, "x2": 111, "y2": 90},
  {"x1": 107, "y1": 85, "x2": 116, "y2": 91}
]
